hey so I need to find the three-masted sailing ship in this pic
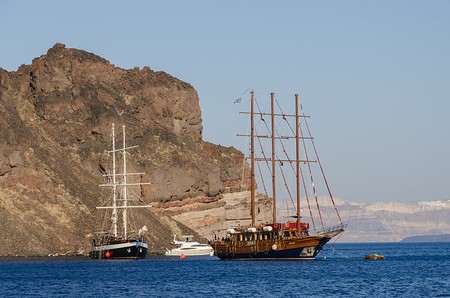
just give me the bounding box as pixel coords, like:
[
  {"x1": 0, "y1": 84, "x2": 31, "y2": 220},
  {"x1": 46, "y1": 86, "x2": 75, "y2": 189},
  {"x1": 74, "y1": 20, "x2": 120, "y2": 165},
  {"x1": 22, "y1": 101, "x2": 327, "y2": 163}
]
[
  {"x1": 212, "y1": 91, "x2": 345, "y2": 260},
  {"x1": 90, "y1": 123, "x2": 152, "y2": 259}
]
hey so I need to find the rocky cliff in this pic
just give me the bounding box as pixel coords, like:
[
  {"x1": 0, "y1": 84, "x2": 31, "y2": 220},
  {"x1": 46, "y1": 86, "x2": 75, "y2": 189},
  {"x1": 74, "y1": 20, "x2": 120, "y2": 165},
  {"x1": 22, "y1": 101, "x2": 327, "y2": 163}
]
[{"x1": 0, "y1": 44, "x2": 250, "y2": 257}]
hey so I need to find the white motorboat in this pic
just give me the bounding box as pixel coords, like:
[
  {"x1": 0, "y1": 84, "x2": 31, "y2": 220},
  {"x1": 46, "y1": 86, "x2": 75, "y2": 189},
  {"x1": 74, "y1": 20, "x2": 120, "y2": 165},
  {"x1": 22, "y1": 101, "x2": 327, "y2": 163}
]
[{"x1": 165, "y1": 235, "x2": 214, "y2": 256}]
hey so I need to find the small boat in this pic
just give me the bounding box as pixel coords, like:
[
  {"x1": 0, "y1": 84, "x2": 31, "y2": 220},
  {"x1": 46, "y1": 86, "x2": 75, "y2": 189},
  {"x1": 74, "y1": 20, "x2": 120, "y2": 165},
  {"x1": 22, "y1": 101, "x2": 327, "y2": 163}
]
[
  {"x1": 365, "y1": 254, "x2": 385, "y2": 260},
  {"x1": 89, "y1": 123, "x2": 152, "y2": 259},
  {"x1": 211, "y1": 91, "x2": 346, "y2": 260},
  {"x1": 165, "y1": 235, "x2": 214, "y2": 256}
]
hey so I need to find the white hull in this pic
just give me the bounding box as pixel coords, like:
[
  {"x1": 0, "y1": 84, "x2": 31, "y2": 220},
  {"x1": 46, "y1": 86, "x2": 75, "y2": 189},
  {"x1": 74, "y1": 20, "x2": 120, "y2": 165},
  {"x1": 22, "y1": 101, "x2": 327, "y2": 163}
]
[{"x1": 165, "y1": 248, "x2": 214, "y2": 256}]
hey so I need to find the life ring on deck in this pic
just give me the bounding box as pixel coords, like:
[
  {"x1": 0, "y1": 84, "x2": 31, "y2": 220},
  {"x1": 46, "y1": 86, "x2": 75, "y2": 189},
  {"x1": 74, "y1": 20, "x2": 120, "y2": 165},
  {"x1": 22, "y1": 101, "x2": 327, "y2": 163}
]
[{"x1": 274, "y1": 224, "x2": 278, "y2": 229}]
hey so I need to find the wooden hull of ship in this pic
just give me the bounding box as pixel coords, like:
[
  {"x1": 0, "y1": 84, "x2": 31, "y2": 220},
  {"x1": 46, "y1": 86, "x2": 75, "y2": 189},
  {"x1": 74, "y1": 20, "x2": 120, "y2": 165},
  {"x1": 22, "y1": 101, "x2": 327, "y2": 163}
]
[
  {"x1": 213, "y1": 235, "x2": 331, "y2": 260},
  {"x1": 89, "y1": 240, "x2": 148, "y2": 259}
]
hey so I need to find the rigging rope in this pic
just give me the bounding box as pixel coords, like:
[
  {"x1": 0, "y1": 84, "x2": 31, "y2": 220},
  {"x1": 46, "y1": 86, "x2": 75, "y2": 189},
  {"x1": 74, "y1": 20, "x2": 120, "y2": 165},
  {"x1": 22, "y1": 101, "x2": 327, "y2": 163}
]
[
  {"x1": 248, "y1": 93, "x2": 343, "y2": 229},
  {"x1": 299, "y1": 166, "x2": 316, "y2": 230},
  {"x1": 240, "y1": 148, "x2": 247, "y2": 192},
  {"x1": 254, "y1": 124, "x2": 271, "y2": 174},
  {"x1": 298, "y1": 114, "x2": 324, "y2": 227},
  {"x1": 322, "y1": 233, "x2": 350, "y2": 259},
  {"x1": 277, "y1": 157, "x2": 295, "y2": 211},
  {"x1": 253, "y1": 119, "x2": 270, "y2": 198},
  {"x1": 274, "y1": 97, "x2": 318, "y2": 229},
  {"x1": 300, "y1": 103, "x2": 343, "y2": 223},
  {"x1": 255, "y1": 158, "x2": 269, "y2": 198},
  {"x1": 273, "y1": 127, "x2": 295, "y2": 210},
  {"x1": 255, "y1": 96, "x2": 305, "y2": 221}
]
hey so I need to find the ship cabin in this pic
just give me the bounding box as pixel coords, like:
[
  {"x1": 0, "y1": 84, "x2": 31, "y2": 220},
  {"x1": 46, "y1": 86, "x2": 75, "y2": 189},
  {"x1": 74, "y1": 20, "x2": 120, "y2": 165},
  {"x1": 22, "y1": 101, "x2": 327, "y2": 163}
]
[{"x1": 223, "y1": 222, "x2": 310, "y2": 243}]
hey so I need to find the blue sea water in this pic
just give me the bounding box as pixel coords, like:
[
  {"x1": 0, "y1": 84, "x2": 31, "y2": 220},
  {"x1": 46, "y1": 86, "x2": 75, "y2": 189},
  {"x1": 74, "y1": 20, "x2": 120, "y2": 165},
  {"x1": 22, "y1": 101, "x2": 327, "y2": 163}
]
[{"x1": 0, "y1": 242, "x2": 448, "y2": 297}]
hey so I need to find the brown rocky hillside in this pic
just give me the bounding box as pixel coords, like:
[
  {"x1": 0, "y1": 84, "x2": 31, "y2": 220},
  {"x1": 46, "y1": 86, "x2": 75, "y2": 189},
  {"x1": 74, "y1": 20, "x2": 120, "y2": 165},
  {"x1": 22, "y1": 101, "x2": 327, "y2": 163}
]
[{"x1": 0, "y1": 43, "x2": 250, "y2": 257}]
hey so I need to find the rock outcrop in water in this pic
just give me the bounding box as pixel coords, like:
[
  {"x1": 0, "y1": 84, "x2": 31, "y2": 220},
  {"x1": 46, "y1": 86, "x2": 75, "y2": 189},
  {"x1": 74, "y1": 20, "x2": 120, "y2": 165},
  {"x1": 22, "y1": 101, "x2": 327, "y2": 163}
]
[{"x1": 0, "y1": 43, "x2": 254, "y2": 257}]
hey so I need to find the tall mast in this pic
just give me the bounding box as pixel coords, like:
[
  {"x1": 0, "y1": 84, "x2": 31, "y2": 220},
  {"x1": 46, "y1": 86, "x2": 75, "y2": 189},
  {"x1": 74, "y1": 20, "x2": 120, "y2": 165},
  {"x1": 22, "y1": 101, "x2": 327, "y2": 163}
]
[
  {"x1": 122, "y1": 125, "x2": 128, "y2": 239},
  {"x1": 271, "y1": 92, "x2": 276, "y2": 223},
  {"x1": 112, "y1": 124, "x2": 118, "y2": 237},
  {"x1": 295, "y1": 94, "x2": 301, "y2": 231},
  {"x1": 250, "y1": 90, "x2": 255, "y2": 226}
]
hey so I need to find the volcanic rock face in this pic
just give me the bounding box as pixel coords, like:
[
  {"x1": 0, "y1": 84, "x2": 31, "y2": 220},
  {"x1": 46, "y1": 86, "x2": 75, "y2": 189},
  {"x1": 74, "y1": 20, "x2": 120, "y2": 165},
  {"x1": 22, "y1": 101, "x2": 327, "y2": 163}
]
[
  {"x1": 0, "y1": 44, "x2": 247, "y2": 256},
  {"x1": 29, "y1": 43, "x2": 202, "y2": 140}
]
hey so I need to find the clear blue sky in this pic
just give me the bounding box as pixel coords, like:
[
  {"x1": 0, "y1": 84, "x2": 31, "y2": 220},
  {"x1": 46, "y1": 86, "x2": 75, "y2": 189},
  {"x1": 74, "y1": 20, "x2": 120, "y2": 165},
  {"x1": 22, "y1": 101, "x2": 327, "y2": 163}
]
[{"x1": 1, "y1": 1, "x2": 449, "y2": 203}]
